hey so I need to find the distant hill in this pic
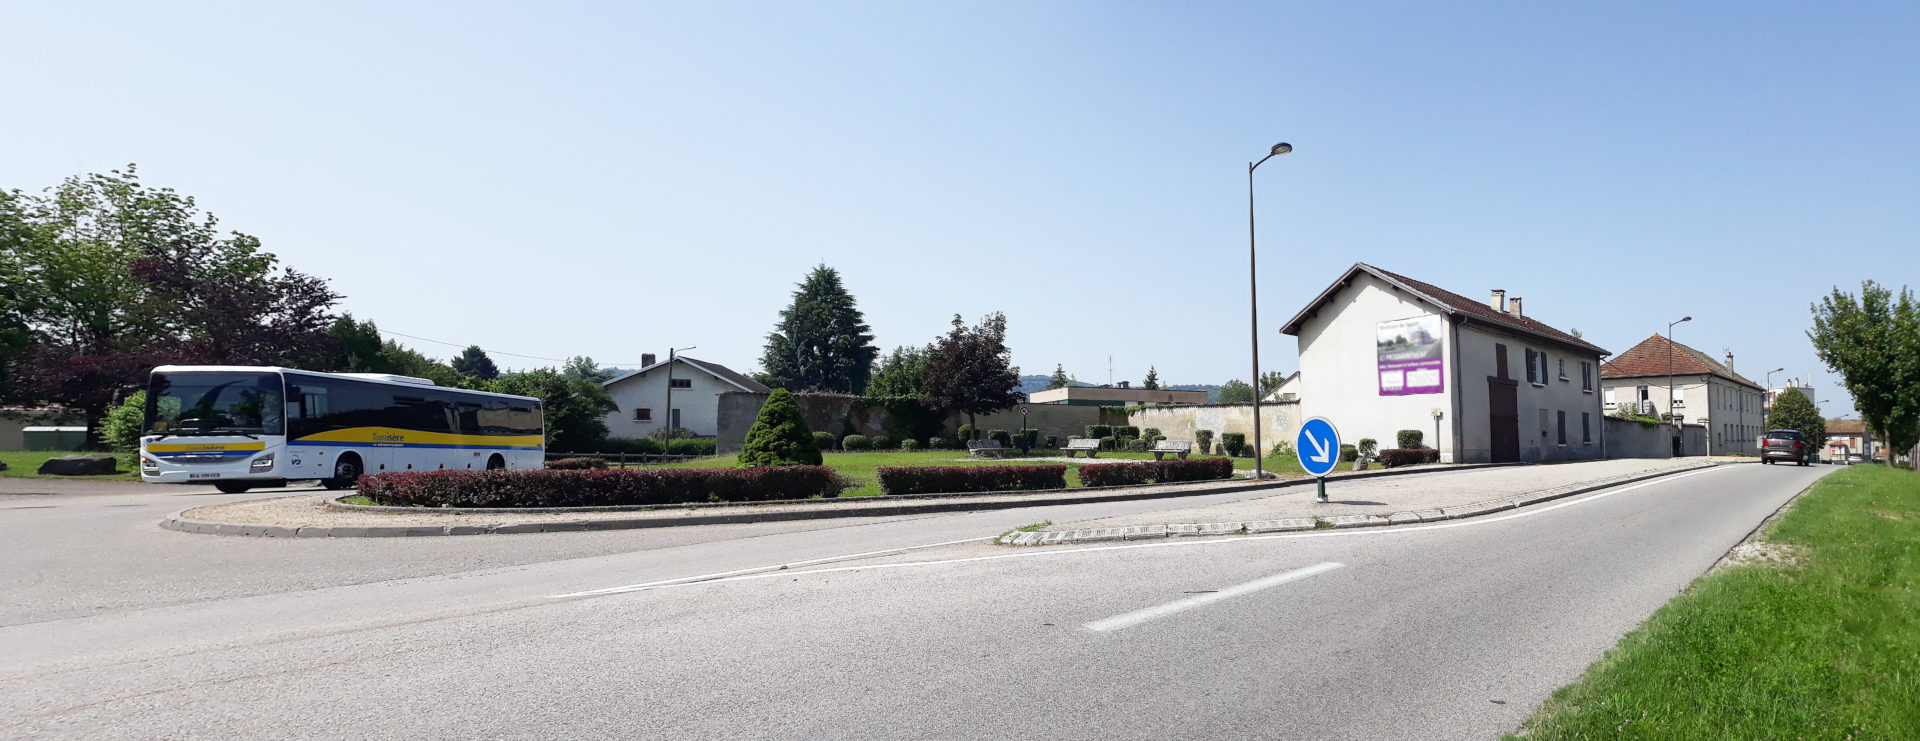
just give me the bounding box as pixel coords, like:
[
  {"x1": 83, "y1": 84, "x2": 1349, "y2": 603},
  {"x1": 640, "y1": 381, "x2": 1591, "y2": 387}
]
[{"x1": 1169, "y1": 384, "x2": 1224, "y2": 402}]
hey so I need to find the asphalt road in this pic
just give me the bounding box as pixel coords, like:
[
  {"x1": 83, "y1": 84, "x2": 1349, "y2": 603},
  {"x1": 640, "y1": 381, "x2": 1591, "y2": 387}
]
[{"x1": 0, "y1": 462, "x2": 1828, "y2": 739}]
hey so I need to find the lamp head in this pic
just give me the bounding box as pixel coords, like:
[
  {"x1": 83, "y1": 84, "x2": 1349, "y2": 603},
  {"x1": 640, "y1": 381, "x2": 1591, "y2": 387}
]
[{"x1": 1270, "y1": 142, "x2": 1292, "y2": 156}]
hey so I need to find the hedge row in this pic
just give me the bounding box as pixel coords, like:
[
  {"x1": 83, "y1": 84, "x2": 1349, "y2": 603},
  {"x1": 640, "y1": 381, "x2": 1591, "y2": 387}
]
[
  {"x1": 876, "y1": 465, "x2": 1066, "y2": 495},
  {"x1": 357, "y1": 467, "x2": 847, "y2": 508},
  {"x1": 546, "y1": 457, "x2": 609, "y2": 470},
  {"x1": 1078, "y1": 457, "x2": 1236, "y2": 487},
  {"x1": 1377, "y1": 448, "x2": 1442, "y2": 468}
]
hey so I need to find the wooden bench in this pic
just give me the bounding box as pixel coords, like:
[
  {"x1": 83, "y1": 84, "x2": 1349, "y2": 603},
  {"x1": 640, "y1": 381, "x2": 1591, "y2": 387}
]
[
  {"x1": 1063, "y1": 438, "x2": 1101, "y2": 458},
  {"x1": 1150, "y1": 439, "x2": 1192, "y2": 461},
  {"x1": 967, "y1": 439, "x2": 1011, "y2": 459}
]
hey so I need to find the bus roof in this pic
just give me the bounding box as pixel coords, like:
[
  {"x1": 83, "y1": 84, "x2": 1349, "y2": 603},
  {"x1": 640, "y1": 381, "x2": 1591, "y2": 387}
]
[{"x1": 150, "y1": 365, "x2": 542, "y2": 404}]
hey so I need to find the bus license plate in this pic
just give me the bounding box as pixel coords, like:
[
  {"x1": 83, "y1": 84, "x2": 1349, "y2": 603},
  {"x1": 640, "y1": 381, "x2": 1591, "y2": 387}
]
[{"x1": 189, "y1": 473, "x2": 222, "y2": 480}]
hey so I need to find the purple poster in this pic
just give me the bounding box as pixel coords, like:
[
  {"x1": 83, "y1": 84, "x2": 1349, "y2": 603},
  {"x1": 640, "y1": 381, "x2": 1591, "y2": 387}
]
[{"x1": 1378, "y1": 315, "x2": 1444, "y2": 396}]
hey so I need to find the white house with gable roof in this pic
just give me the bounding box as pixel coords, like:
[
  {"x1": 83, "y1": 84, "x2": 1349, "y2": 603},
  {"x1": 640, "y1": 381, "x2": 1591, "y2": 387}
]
[{"x1": 601, "y1": 354, "x2": 772, "y2": 440}]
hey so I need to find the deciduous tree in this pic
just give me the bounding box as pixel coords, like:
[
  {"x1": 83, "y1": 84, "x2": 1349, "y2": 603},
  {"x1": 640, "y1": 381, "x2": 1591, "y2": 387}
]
[
  {"x1": 1766, "y1": 387, "x2": 1829, "y2": 452},
  {"x1": 483, "y1": 369, "x2": 615, "y2": 452},
  {"x1": 757, "y1": 265, "x2": 879, "y2": 393},
  {"x1": 1809, "y1": 281, "x2": 1920, "y2": 468},
  {"x1": 1217, "y1": 379, "x2": 1255, "y2": 404},
  {"x1": 867, "y1": 345, "x2": 928, "y2": 397},
  {"x1": 922, "y1": 312, "x2": 1021, "y2": 431}
]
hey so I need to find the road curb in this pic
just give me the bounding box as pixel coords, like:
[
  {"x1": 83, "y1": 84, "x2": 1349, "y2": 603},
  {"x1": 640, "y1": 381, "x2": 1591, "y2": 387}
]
[
  {"x1": 159, "y1": 461, "x2": 1521, "y2": 538},
  {"x1": 995, "y1": 460, "x2": 1750, "y2": 546}
]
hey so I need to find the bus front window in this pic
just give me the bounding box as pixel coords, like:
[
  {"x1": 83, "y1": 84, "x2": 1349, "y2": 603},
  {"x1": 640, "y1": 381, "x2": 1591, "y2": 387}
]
[{"x1": 147, "y1": 372, "x2": 285, "y2": 436}]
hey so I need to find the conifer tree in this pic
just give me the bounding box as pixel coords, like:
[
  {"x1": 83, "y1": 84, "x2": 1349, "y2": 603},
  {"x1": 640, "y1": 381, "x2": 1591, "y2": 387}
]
[
  {"x1": 738, "y1": 389, "x2": 822, "y2": 466},
  {"x1": 758, "y1": 265, "x2": 879, "y2": 393}
]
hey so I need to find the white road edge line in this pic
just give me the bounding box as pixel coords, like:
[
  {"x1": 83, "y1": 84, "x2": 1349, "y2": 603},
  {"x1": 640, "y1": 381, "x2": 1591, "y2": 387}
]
[
  {"x1": 549, "y1": 535, "x2": 994, "y2": 598},
  {"x1": 1083, "y1": 562, "x2": 1344, "y2": 633},
  {"x1": 552, "y1": 464, "x2": 1734, "y2": 599}
]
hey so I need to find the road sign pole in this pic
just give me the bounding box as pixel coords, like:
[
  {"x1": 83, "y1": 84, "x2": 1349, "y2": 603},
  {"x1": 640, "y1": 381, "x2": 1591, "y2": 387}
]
[{"x1": 1296, "y1": 416, "x2": 1341, "y2": 503}]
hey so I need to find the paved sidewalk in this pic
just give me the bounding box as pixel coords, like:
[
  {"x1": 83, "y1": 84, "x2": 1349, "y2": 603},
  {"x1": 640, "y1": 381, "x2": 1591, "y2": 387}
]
[{"x1": 1004, "y1": 458, "x2": 1744, "y2": 545}]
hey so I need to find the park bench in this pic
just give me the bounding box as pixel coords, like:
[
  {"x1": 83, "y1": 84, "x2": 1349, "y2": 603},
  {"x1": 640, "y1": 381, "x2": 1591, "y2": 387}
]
[
  {"x1": 1063, "y1": 438, "x2": 1101, "y2": 458},
  {"x1": 1150, "y1": 439, "x2": 1192, "y2": 461},
  {"x1": 967, "y1": 439, "x2": 1011, "y2": 459}
]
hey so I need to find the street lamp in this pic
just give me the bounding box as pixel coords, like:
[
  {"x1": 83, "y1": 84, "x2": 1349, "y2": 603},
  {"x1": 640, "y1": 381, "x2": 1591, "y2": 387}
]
[
  {"x1": 1248, "y1": 141, "x2": 1292, "y2": 481},
  {"x1": 1763, "y1": 367, "x2": 1785, "y2": 416},
  {"x1": 1667, "y1": 316, "x2": 1691, "y2": 452},
  {"x1": 663, "y1": 344, "x2": 697, "y2": 438}
]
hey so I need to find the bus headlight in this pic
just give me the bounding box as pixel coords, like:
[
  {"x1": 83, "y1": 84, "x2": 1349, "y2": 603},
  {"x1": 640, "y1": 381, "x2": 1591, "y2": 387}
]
[{"x1": 250, "y1": 453, "x2": 275, "y2": 472}]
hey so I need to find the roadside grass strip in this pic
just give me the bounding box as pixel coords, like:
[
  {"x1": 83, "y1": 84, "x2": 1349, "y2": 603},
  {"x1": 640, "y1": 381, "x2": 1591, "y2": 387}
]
[
  {"x1": 0, "y1": 450, "x2": 139, "y2": 480},
  {"x1": 1512, "y1": 465, "x2": 1920, "y2": 740}
]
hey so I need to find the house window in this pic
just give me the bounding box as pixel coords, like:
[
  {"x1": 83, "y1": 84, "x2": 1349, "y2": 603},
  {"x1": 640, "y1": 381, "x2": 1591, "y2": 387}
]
[
  {"x1": 1526, "y1": 349, "x2": 1546, "y2": 385},
  {"x1": 1581, "y1": 362, "x2": 1593, "y2": 391},
  {"x1": 1582, "y1": 412, "x2": 1591, "y2": 443},
  {"x1": 1637, "y1": 385, "x2": 1649, "y2": 402},
  {"x1": 1603, "y1": 387, "x2": 1615, "y2": 405},
  {"x1": 1557, "y1": 358, "x2": 1568, "y2": 381},
  {"x1": 670, "y1": 408, "x2": 681, "y2": 429},
  {"x1": 669, "y1": 378, "x2": 692, "y2": 389},
  {"x1": 1673, "y1": 387, "x2": 1686, "y2": 408},
  {"x1": 633, "y1": 408, "x2": 651, "y2": 421},
  {"x1": 1557, "y1": 410, "x2": 1567, "y2": 445}
]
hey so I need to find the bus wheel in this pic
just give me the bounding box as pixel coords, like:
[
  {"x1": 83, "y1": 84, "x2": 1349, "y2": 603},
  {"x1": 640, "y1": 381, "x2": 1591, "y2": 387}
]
[
  {"x1": 486, "y1": 454, "x2": 506, "y2": 471},
  {"x1": 214, "y1": 481, "x2": 252, "y2": 494},
  {"x1": 323, "y1": 454, "x2": 363, "y2": 490}
]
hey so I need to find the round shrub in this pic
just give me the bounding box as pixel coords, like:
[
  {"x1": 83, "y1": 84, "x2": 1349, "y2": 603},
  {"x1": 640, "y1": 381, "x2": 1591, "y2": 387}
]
[
  {"x1": 812, "y1": 431, "x2": 838, "y2": 451},
  {"x1": 928, "y1": 436, "x2": 944, "y2": 450},
  {"x1": 1339, "y1": 443, "x2": 1359, "y2": 462},
  {"x1": 900, "y1": 438, "x2": 920, "y2": 451},
  {"x1": 842, "y1": 434, "x2": 872, "y2": 451},
  {"x1": 738, "y1": 388, "x2": 821, "y2": 467},
  {"x1": 988, "y1": 429, "x2": 1012, "y2": 447},
  {"x1": 957, "y1": 424, "x2": 976, "y2": 441},
  {"x1": 1194, "y1": 429, "x2": 1215, "y2": 454},
  {"x1": 1221, "y1": 432, "x2": 1248, "y2": 457},
  {"x1": 1142, "y1": 427, "x2": 1162, "y2": 440},
  {"x1": 1357, "y1": 438, "x2": 1378, "y2": 459},
  {"x1": 1397, "y1": 430, "x2": 1424, "y2": 450},
  {"x1": 1044, "y1": 434, "x2": 1058, "y2": 448}
]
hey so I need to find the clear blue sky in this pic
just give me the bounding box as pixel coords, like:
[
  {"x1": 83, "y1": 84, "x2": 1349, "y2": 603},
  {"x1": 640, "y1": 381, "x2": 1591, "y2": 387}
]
[{"x1": 7, "y1": 1, "x2": 1915, "y2": 417}]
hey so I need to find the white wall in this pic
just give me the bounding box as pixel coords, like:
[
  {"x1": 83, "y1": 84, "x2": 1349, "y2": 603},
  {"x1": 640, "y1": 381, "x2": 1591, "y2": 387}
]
[
  {"x1": 1601, "y1": 375, "x2": 1764, "y2": 455},
  {"x1": 1454, "y1": 323, "x2": 1605, "y2": 462},
  {"x1": 1295, "y1": 274, "x2": 1458, "y2": 460},
  {"x1": 601, "y1": 362, "x2": 737, "y2": 439}
]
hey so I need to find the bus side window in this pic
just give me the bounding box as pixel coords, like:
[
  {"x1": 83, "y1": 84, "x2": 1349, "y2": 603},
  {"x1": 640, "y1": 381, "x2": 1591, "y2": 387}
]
[{"x1": 455, "y1": 403, "x2": 482, "y2": 434}]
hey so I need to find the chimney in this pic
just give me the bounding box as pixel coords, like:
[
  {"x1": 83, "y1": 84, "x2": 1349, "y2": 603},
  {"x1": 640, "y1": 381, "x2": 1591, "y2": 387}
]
[
  {"x1": 1508, "y1": 296, "x2": 1523, "y2": 318},
  {"x1": 1725, "y1": 351, "x2": 1734, "y2": 373},
  {"x1": 642, "y1": 353, "x2": 657, "y2": 367},
  {"x1": 1490, "y1": 289, "x2": 1506, "y2": 312},
  {"x1": 1117, "y1": 381, "x2": 1131, "y2": 389}
]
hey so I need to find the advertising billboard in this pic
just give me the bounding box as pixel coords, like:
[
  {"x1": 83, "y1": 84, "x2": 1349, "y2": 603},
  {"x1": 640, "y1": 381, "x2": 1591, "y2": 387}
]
[{"x1": 1378, "y1": 315, "x2": 1444, "y2": 396}]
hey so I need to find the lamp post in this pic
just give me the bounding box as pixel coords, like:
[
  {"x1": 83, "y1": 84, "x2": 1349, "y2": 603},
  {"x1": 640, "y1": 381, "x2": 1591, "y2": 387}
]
[
  {"x1": 1667, "y1": 316, "x2": 1691, "y2": 453},
  {"x1": 1763, "y1": 367, "x2": 1784, "y2": 416},
  {"x1": 1248, "y1": 141, "x2": 1291, "y2": 481},
  {"x1": 663, "y1": 345, "x2": 696, "y2": 438}
]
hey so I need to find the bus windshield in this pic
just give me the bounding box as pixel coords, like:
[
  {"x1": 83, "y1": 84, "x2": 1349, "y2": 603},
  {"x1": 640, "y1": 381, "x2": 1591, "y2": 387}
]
[{"x1": 147, "y1": 371, "x2": 286, "y2": 436}]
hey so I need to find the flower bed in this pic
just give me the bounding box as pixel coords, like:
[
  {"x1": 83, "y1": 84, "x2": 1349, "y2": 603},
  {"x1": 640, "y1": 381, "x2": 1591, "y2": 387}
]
[
  {"x1": 1078, "y1": 457, "x2": 1236, "y2": 487},
  {"x1": 876, "y1": 465, "x2": 1067, "y2": 496},
  {"x1": 357, "y1": 467, "x2": 847, "y2": 508}
]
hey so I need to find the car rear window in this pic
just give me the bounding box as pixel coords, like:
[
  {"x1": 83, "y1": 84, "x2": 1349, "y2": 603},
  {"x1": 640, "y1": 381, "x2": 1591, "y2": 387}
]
[{"x1": 1767, "y1": 431, "x2": 1799, "y2": 439}]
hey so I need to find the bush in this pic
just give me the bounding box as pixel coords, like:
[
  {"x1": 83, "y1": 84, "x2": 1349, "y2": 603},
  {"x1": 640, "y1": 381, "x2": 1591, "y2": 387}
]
[
  {"x1": 873, "y1": 436, "x2": 896, "y2": 451},
  {"x1": 1377, "y1": 448, "x2": 1441, "y2": 468},
  {"x1": 594, "y1": 438, "x2": 665, "y2": 455},
  {"x1": 359, "y1": 466, "x2": 848, "y2": 508},
  {"x1": 1116, "y1": 425, "x2": 1140, "y2": 440},
  {"x1": 1097, "y1": 435, "x2": 1116, "y2": 451},
  {"x1": 812, "y1": 431, "x2": 838, "y2": 452},
  {"x1": 546, "y1": 457, "x2": 609, "y2": 470},
  {"x1": 1044, "y1": 435, "x2": 1058, "y2": 448},
  {"x1": 1143, "y1": 427, "x2": 1162, "y2": 440},
  {"x1": 1195, "y1": 429, "x2": 1214, "y2": 454},
  {"x1": 1018, "y1": 428, "x2": 1039, "y2": 449},
  {"x1": 900, "y1": 438, "x2": 920, "y2": 451},
  {"x1": 738, "y1": 388, "x2": 821, "y2": 467},
  {"x1": 1079, "y1": 457, "x2": 1235, "y2": 486},
  {"x1": 842, "y1": 434, "x2": 872, "y2": 451},
  {"x1": 876, "y1": 465, "x2": 1067, "y2": 495},
  {"x1": 1339, "y1": 444, "x2": 1358, "y2": 462},
  {"x1": 1397, "y1": 430, "x2": 1424, "y2": 449},
  {"x1": 100, "y1": 391, "x2": 145, "y2": 452},
  {"x1": 1222, "y1": 432, "x2": 1248, "y2": 457},
  {"x1": 648, "y1": 426, "x2": 698, "y2": 441},
  {"x1": 958, "y1": 424, "x2": 975, "y2": 441},
  {"x1": 1357, "y1": 438, "x2": 1378, "y2": 459},
  {"x1": 1268, "y1": 440, "x2": 1295, "y2": 458},
  {"x1": 1125, "y1": 438, "x2": 1150, "y2": 452},
  {"x1": 928, "y1": 436, "x2": 944, "y2": 450},
  {"x1": 1085, "y1": 424, "x2": 1112, "y2": 439},
  {"x1": 988, "y1": 429, "x2": 1011, "y2": 447},
  {"x1": 665, "y1": 439, "x2": 716, "y2": 456}
]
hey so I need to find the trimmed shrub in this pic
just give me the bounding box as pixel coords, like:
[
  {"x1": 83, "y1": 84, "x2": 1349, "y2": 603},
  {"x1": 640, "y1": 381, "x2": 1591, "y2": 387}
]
[
  {"x1": 738, "y1": 389, "x2": 821, "y2": 467},
  {"x1": 1116, "y1": 425, "x2": 1141, "y2": 440},
  {"x1": 1397, "y1": 430, "x2": 1424, "y2": 450},
  {"x1": 988, "y1": 429, "x2": 1012, "y2": 447},
  {"x1": 597, "y1": 437, "x2": 665, "y2": 455},
  {"x1": 1097, "y1": 435, "x2": 1116, "y2": 451},
  {"x1": 1085, "y1": 424, "x2": 1112, "y2": 439},
  {"x1": 1079, "y1": 457, "x2": 1235, "y2": 487},
  {"x1": 873, "y1": 436, "x2": 897, "y2": 451},
  {"x1": 359, "y1": 466, "x2": 848, "y2": 508},
  {"x1": 900, "y1": 438, "x2": 920, "y2": 451},
  {"x1": 666, "y1": 439, "x2": 717, "y2": 456},
  {"x1": 958, "y1": 424, "x2": 975, "y2": 441},
  {"x1": 1125, "y1": 438, "x2": 1150, "y2": 452},
  {"x1": 1222, "y1": 432, "x2": 1248, "y2": 457},
  {"x1": 1195, "y1": 429, "x2": 1214, "y2": 454},
  {"x1": 546, "y1": 457, "x2": 608, "y2": 470},
  {"x1": 876, "y1": 465, "x2": 1067, "y2": 495},
  {"x1": 1339, "y1": 444, "x2": 1358, "y2": 462},
  {"x1": 812, "y1": 431, "x2": 838, "y2": 451},
  {"x1": 928, "y1": 436, "x2": 944, "y2": 450},
  {"x1": 1018, "y1": 428, "x2": 1040, "y2": 449},
  {"x1": 842, "y1": 434, "x2": 872, "y2": 451},
  {"x1": 1357, "y1": 438, "x2": 1379, "y2": 459},
  {"x1": 1143, "y1": 427, "x2": 1162, "y2": 440},
  {"x1": 1044, "y1": 435, "x2": 1058, "y2": 448},
  {"x1": 1377, "y1": 448, "x2": 1440, "y2": 468}
]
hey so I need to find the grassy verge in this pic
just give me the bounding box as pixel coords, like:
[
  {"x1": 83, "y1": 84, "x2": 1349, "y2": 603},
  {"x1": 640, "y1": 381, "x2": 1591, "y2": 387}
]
[
  {"x1": 1511, "y1": 465, "x2": 1920, "y2": 739},
  {"x1": 0, "y1": 450, "x2": 139, "y2": 481}
]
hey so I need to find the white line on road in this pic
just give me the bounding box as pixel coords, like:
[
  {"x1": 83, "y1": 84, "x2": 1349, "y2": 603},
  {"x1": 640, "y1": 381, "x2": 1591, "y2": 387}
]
[
  {"x1": 553, "y1": 464, "x2": 1736, "y2": 599},
  {"x1": 549, "y1": 535, "x2": 994, "y2": 598},
  {"x1": 1083, "y1": 562, "x2": 1344, "y2": 632}
]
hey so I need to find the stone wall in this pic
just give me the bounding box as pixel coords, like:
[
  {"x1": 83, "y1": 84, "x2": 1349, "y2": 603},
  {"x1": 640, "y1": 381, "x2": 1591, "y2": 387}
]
[
  {"x1": 968, "y1": 405, "x2": 1103, "y2": 444},
  {"x1": 1122, "y1": 402, "x2": 1300, "y2": 455},
  {"x1": 715, "y1": 393, "x2": 1101, "y2": 453},
  {"x1": 1601, "y1": 417, "x2": 1710, "y2": 459}
]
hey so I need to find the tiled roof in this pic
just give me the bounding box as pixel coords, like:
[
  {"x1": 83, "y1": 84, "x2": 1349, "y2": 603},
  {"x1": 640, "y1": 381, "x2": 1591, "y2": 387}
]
[
  {"x1": 603, "y1": 356, "x2": 773, "y2": 393},
  {"x1": 1826, "y1": 419, "x2": 1866, "y2": 435},
  {"x1": 1279, "y1": 263, "x2": 1611, "y2": 357},
  {"x1": 1600, "y1": 335, "x2": 1762, "y2": 390}
]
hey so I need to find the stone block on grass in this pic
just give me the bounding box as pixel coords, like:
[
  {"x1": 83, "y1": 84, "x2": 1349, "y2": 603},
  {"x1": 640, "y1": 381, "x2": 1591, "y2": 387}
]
[{"x1": 37, "y1": 455, "x2": 118, "y2": 476}]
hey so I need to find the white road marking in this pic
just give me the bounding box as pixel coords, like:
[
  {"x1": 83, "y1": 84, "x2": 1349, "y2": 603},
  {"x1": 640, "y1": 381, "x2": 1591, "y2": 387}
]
[
  {"x1": 1083, "y1": 561, "x2": 1344, "y2": 632},
  {"x1": 552, "y1": 464, "x2": 1735, "y2": 599}
]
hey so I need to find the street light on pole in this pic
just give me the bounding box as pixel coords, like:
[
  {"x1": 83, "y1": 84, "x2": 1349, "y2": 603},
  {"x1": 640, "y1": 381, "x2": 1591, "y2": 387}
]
[
  {"x1": 1667, "y1": 317, "x2": 1691, "y2": 451},
  {"x1": 663, "y1": 345, "x2": 696, "y2": 439},
  {"x1": 1763, "y1": 367, "x2": 1785, "y2": 417},
  {"x1": 1248, "y1": 141, "x2": 1291, "y2": 481}
]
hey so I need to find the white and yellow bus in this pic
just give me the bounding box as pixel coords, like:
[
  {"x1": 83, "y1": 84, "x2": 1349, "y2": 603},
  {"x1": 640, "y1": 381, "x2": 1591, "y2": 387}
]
[{"x1": 140, "y1": 365, "x2": 545, "y2": 493}]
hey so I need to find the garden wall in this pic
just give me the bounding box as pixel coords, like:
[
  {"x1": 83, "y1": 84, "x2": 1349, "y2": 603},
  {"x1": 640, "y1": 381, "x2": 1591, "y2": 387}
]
[
  {"x1": 1124, "y1": 401, "x2": 1300, "y2": 454},
  {"x1": 715, "y1": 393, "x2": 1102, "y2": 452},
  {"x1": 1602, "y1": 417, "x2": 1708, "y2": 458}
]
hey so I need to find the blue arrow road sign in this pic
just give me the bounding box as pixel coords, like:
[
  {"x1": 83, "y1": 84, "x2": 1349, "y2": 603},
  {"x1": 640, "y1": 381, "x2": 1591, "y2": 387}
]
[{"x1": 1297, "y1": 417, "x2": 1341, "y2": 478}]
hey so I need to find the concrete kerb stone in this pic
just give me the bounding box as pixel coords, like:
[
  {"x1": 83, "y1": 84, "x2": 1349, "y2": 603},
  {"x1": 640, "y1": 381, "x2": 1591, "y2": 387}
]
[{"x1": 1013, "y1": 461, "x2": 1731, "y2": 546}]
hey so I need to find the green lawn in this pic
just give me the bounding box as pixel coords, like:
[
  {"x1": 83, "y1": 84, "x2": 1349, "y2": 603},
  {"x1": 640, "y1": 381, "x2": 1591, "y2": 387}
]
[
  {"x1": 1511, "y1": 464, "x2": 1920, "y2": 740},
  {"x1": 653, "y1": 449, "x2": 1300, "y2": 497},
  {"x1": 0, "y1": 450, "x2": 140, "y2": 481}
]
